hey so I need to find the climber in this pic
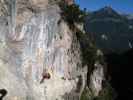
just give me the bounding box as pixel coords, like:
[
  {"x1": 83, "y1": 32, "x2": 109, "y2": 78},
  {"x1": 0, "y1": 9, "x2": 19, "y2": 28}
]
[
  {"x1": 0, "y1": 89, "x2": 7, "y2": 100},
  {"x1": 40, "y1": 69, "x2": 51, "y2": 84}
]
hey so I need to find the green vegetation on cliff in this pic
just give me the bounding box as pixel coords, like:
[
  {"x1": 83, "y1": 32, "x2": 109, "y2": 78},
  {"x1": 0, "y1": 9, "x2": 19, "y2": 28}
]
[{"x1": 58, "y1": 1, "x2": 86, "y2": 25}]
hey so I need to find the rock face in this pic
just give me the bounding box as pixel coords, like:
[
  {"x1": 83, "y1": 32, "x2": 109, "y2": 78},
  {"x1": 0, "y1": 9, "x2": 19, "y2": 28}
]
[
  {"x1": 0, "y1": 0, "x2": 83, "y2": 100},
  {"x1": 0, "y1": 0, "x2": 105, "y2": 100}
]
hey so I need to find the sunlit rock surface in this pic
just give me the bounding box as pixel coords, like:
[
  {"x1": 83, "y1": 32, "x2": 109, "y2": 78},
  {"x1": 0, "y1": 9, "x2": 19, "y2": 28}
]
[
  {"x1": 0, "y1": 1, "x2": 83, "y2": 100},
  {"x1": 90, "y1": 61, "x2": 104, "y2": 96},
  {"x1": 0, "y1": 0, "x2": 105, "y2": 100}
]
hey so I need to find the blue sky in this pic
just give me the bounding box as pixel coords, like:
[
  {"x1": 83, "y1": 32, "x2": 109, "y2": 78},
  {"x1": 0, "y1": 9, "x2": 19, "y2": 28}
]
[{"x1": 75, "y1": 0, "x2": 133, "y2": 14}]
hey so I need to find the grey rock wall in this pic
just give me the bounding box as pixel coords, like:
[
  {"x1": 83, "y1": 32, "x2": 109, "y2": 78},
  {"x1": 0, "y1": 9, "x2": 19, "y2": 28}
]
[
  {"x1": 0, "y1": 0, "x2": 105, "y2": 100},
  {"x1": 0, "y1": 1, "x2": 84, "y2": 100}
]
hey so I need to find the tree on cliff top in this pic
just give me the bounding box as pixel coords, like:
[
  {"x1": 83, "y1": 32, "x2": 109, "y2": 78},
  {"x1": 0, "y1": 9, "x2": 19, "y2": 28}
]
[{"x1": 59, "y1": 1, "x2": 87, "y2": 26}]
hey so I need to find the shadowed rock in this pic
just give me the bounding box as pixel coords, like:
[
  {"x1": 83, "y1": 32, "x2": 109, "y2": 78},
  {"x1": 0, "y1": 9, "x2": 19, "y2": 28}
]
[{"x1": 0, "y1": 89, "x2": 7, "y2": 100}]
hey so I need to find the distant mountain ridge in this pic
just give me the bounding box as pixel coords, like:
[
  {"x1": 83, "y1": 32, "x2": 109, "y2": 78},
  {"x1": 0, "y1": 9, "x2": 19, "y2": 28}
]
[
  {"x1": 91, "y1": 6, "x2": 123, "y2": 19},
  {"x1": 85, "y1": 6, "x2": 133, "y2": 53}
]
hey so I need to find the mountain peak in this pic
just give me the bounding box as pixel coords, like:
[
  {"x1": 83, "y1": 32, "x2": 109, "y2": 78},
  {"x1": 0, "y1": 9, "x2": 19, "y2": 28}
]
[
  {"x1": 91, "y1": 6, "x2": 121, "y2": 19},
  {"x1": 103, "y1": 6, "x2": 113, "y2": 10},
  {"x1": 98, "y1": 6, "x2": 117, "y2": 15}
]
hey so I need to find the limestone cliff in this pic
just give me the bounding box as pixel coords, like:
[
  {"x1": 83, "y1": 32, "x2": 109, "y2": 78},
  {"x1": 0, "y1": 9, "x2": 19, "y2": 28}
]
[{"x1": 0, "y1": 0, "x2": 106, "y2": 100}]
